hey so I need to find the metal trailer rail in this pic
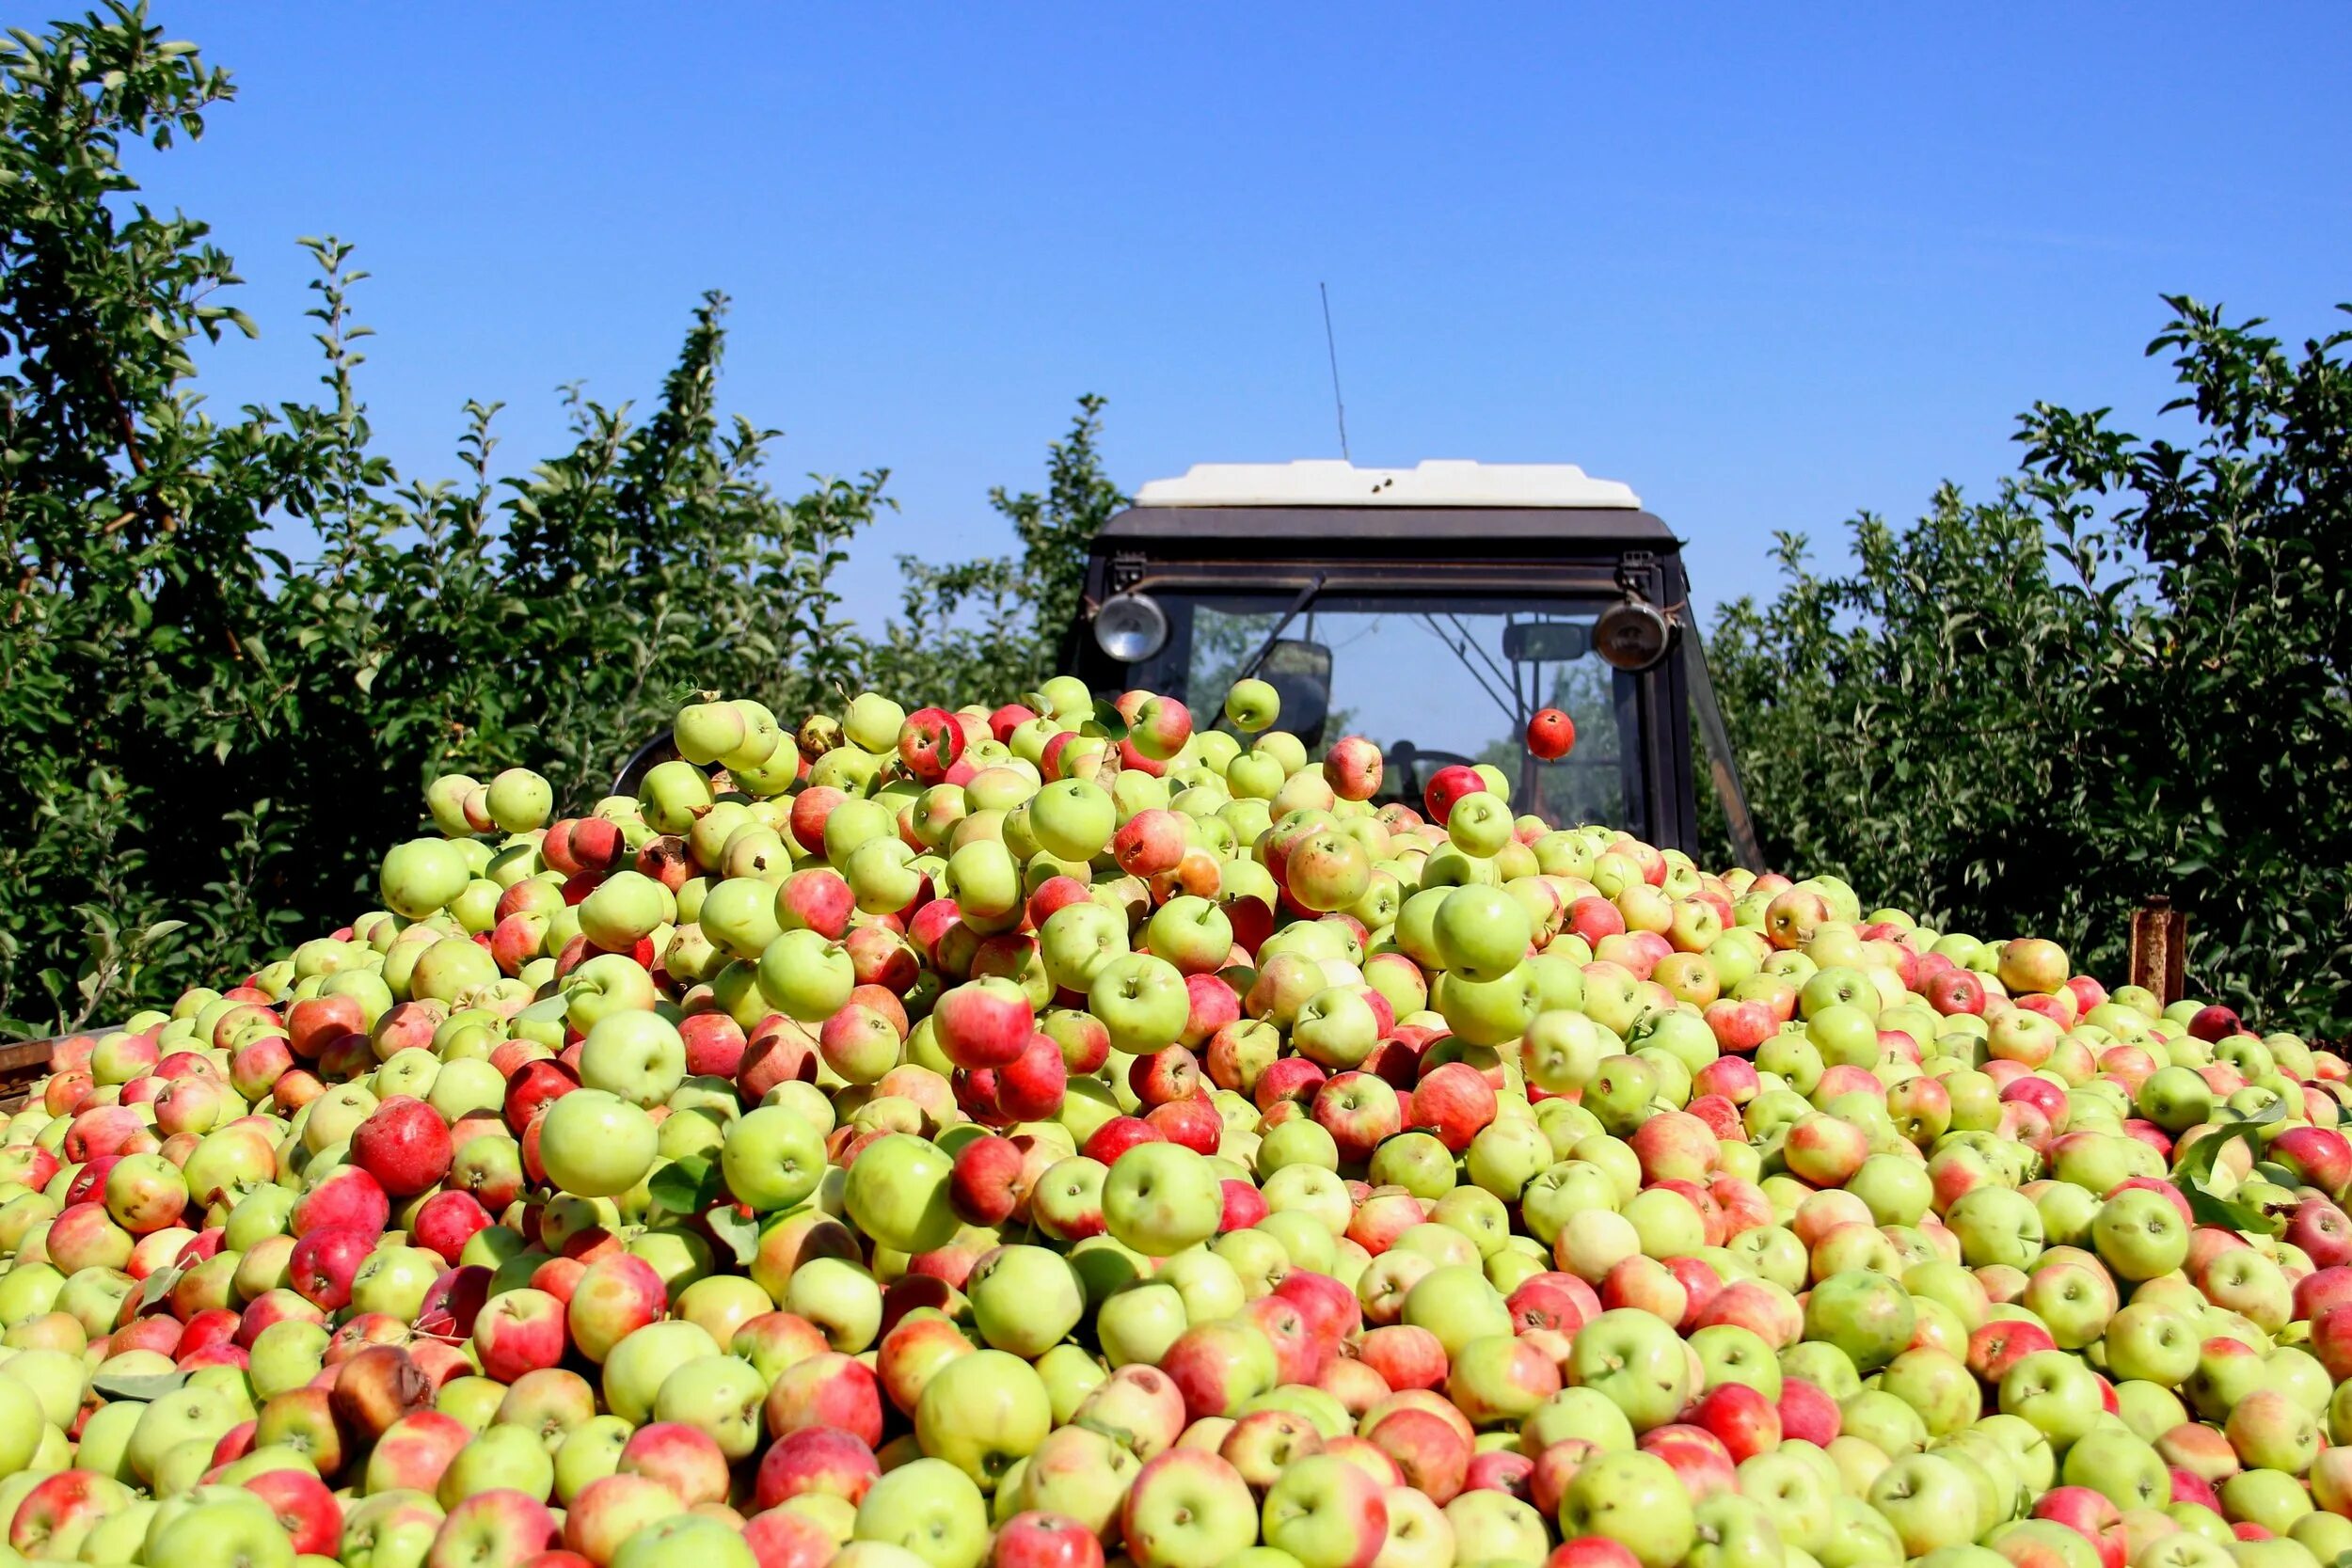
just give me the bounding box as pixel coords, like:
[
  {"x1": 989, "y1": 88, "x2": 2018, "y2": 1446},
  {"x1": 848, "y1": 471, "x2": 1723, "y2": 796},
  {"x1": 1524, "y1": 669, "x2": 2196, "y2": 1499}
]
[{"x1": 0, "y1": 1036, "x2": 57, "y2": 1114}]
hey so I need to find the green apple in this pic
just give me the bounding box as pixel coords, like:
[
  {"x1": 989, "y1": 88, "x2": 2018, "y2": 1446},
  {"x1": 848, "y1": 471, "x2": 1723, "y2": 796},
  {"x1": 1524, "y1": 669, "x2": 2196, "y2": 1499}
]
[
  {"x1": 537, "y1": 1089, "x2": 659, "y2": 1198},
  {"x1": 151, "y1": 1488, "x2": 296, "y2": 1568},
  {"x1": 1260, "y1": 1453, "x2": 1389, "y2": 1568},
  {"x1": 785, "y1": 1257, "x2": 883, "y2": 1353},
  {"x1": 1865, "y1": 1451, "x2": 1978, "y2": 1558},
  {"x1": 351, "y1": 1243, "x2": 444, "y2": 1318},
  {"x1": 1120, "y1": 1448, "x2": 1259, "y2": 1568},
  {"x1": 2090, "y1": 1187, "x2": 2189, "y2": 1281},
  {"x1": 580, "y1": 869, "x2": 673, "y2": 950},
  {"x1": 1996, "y1": 1349, "x2": 2104, "y2": 1449},
  {"x1": 2059, "y1": 1426, "x2": 2170, "y2": 1513},
  {"x1": 1558, "y1": 1449, "x2": 1694, "y2": 1567},
  {"x1": 1223, "y1": 679, "x2": 1279, "y2": 733},
  {"x1": 381, "y1": 839, "x2": 469, "y2": 920},
  {"x1": 844, "y1": 1134, "x2": 958, "y2": 1255},
  {"x1": 601, "y1": 1319, "x2": 720, "y2": 1426},
  {"x1": 967, "y1": 1245, "x2": 1085, "y2": 1358},
  {"x1": 758, "y1": 929, "x2": 857, "y2": 1022},
  {"x1": 721, "y1": 1104, "x2": 827, "y2": 1212},
  {"x1": 563, "y1": 952, "x2": 662, "y2": 1035},
  {"x1": 1563, "y1": 1307, "x2": 1693, "y2": 1434},
  {"x1": 579, "y1": 1010, "x2": 686, "y2": 1108},
  {"x1": 1088, "y1": 955, "x2": 1191, "y2": 1055},
  {"x1": 699, "y1": 877, "x2": 784, "y2": 961},
  {"x1": 1394, "y1": 1264, "x2": 1509, "y2": 1363},
  {"x1": 1425, "y1": 886, "x2": 1534, "y2": 983},
  {"x1": 1734, "y1": 1449, "x2": 1834, "y2": 1555},
  {"x1": 1028, "y1": 780, "x2": 1119, "y2": 863},
  {"x1": 614, "y1": 1515, "x2": 758, "y2": 1568},
  {"x1": 1100, "y1": 1144, "x2": 1223, "y2": 1259},
  {"x1": 914, "y1": 1349, "x2": 1053, "y2": 1492},
  {"x1": 852, "y1": 1457, "x2": 991, "y2": 1568},
  {"x1": 1802, "y1": 1270, "x2": 1915, "y2": 1374},
  {"x1": 1098, "y1": 1281, "x2": 1190, "y2": 1367},
  {"x1": 1039, "y1": 902, "x2": 1130, "y2": 994}
]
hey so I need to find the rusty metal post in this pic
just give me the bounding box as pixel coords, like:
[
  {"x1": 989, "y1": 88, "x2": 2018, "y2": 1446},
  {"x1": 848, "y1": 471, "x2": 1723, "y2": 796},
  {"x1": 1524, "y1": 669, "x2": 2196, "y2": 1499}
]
[{"x1": 2129, "y1": 895, "x2": 2186, "y2": 1006}]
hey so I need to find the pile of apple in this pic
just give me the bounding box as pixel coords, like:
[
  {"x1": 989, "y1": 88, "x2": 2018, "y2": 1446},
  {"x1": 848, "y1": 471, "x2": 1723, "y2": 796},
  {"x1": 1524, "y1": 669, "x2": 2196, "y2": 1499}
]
[{"x1": 1, "y1": 674, "x2": 2349, "y2": 1568}]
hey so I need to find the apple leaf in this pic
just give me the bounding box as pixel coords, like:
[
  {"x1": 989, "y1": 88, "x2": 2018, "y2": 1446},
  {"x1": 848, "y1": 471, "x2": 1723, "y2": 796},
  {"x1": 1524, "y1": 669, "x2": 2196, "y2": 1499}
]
[
  {"x1": 1089, "y1": 699, "x2": 1129, "y2": 743},
  {"x1": 2171, "y1": 1097, "x2": 2285, "y2": 1186},
  {"x1": 2181, "y1": 1182, "x2": 2286, "y2": 1238},
  {"x1": 136, "y1": 1265, "x2": 182, "y2": 1310},
  {"x1": 90, "y1": 1370, "x2": 188, "y2": 1402},
  {"x1": 1073, "y1": 1410, "x2": 1153, "y2": 1460},
  {"x1": 2169, "y1": 1098, "x2": 2287, "y2": 1237},
  {"x1": 707, "y1": 1206, "x2": 760, "y2": 1266},
  {"x1": 648, "y1": 1154, "x2": 718, "y2": 1216}
]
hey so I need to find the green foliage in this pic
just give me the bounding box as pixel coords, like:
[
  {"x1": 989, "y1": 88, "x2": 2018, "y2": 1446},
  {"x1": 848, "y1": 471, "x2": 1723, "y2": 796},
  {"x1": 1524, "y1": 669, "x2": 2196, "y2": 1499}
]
[
  {"x1": 1708, "y1": 297, "x2": 2352, "y2": 1034},
  {"x1": 0, "y1": 6, "x2": 1113, "y2": 1037}
]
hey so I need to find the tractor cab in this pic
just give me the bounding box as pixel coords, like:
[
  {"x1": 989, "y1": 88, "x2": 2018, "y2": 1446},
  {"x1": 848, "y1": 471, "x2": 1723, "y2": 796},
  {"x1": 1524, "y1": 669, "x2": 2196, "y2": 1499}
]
[{"x1": 1065, "y1": 460, "x2": 1758, "y2": 863}]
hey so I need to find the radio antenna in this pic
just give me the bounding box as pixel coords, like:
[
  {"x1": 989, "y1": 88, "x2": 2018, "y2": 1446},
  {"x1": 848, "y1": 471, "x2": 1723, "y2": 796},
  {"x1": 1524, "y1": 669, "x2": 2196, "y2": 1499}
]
[{"x1": 1319, "y1": 281, "x2": 1351, "y2": 462}]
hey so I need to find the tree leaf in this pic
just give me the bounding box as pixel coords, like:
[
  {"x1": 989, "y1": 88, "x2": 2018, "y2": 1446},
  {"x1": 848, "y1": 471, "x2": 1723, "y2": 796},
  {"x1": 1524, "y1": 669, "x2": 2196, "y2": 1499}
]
[
  {"x1": 2171, "y1": 1099, "x2": 2288, "y2": 1236},
  {"x1": 707, "y1": 1205, "x2": 760, "y2": 1266},
  {"x1": 646, "y1": 1155, "x2": 714, "y2": 1216},
  {"x1": 2180, "y1": 1182, "x2": 2285, "y2": 1238},
  {"x1": 90, "y1": 1370, "x2": 189, "y2": 1402},
  {"x1": 137, "y1": 1266, "x2": 183, "y2": 1310},
  {"x1": 2172, "y1": 1098, "x2": 2285, "y2": 1190}
]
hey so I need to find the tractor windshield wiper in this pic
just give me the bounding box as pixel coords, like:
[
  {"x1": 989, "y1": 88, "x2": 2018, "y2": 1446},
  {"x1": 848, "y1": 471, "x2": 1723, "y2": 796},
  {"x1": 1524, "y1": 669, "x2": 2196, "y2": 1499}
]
[
  {"x1": 1414, "y1": 612, "x2": 1523, "y2": 730},
  {"x1": 1234, "y1": 575, "x2": 1327, "y2": 681}
]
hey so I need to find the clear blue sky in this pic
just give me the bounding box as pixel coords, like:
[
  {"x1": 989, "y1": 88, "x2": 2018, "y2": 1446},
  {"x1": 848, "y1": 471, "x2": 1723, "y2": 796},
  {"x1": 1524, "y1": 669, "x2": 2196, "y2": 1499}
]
[{"x1": 140, "y1": 4, "x2": 2352, "y2": 626}]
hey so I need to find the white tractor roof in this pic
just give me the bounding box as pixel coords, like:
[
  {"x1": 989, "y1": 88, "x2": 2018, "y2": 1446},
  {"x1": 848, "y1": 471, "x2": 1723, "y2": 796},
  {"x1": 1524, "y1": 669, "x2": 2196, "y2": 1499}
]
[{"x1": 1131, "y1": 459, "x2": 1640, "y2": 510}]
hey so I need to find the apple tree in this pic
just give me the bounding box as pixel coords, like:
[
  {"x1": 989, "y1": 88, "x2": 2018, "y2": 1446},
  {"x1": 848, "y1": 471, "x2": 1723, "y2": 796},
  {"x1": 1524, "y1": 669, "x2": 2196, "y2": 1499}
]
[
  {"x1": 0, "y1": 5, "x2": 1094, "y2": 1036},
  {"x1": 1707, "y1": 298, "x2": 2352, "y2": 1034}
]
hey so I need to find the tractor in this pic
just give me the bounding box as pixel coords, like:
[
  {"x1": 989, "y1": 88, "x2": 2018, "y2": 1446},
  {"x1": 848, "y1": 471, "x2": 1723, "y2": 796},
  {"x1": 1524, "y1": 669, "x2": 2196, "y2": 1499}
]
[{"x1": 1061, "y1": 460, "x2": 1762, "y2": 867}]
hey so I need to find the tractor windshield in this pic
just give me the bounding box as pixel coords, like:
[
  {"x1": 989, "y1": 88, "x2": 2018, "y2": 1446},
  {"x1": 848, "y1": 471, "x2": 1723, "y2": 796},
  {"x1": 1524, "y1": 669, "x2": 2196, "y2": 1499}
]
[{"x1": 1113, "y1": 589, "x2": 1640, "y2": 831}]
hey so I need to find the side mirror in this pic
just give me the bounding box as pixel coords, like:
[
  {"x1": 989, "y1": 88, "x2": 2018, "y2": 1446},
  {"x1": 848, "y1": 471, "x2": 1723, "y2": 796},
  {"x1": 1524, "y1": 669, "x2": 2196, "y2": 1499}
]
[
  {"x1": 1501, "y1": 621, "x2": 1593, "y2": 663},
  {"x1": 1257, "y1": 639, "x2": 1333, "y2": 749}
]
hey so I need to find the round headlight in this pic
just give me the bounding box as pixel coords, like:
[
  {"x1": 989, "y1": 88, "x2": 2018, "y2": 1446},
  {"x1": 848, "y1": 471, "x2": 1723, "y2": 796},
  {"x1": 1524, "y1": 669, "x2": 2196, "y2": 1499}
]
[
  {"x1": 1595, "y1": 597, "x2": 1673, "y2": 672},
  {"x1": 1093, "y1": 592, "x2": 1169, "y2": 663}
]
